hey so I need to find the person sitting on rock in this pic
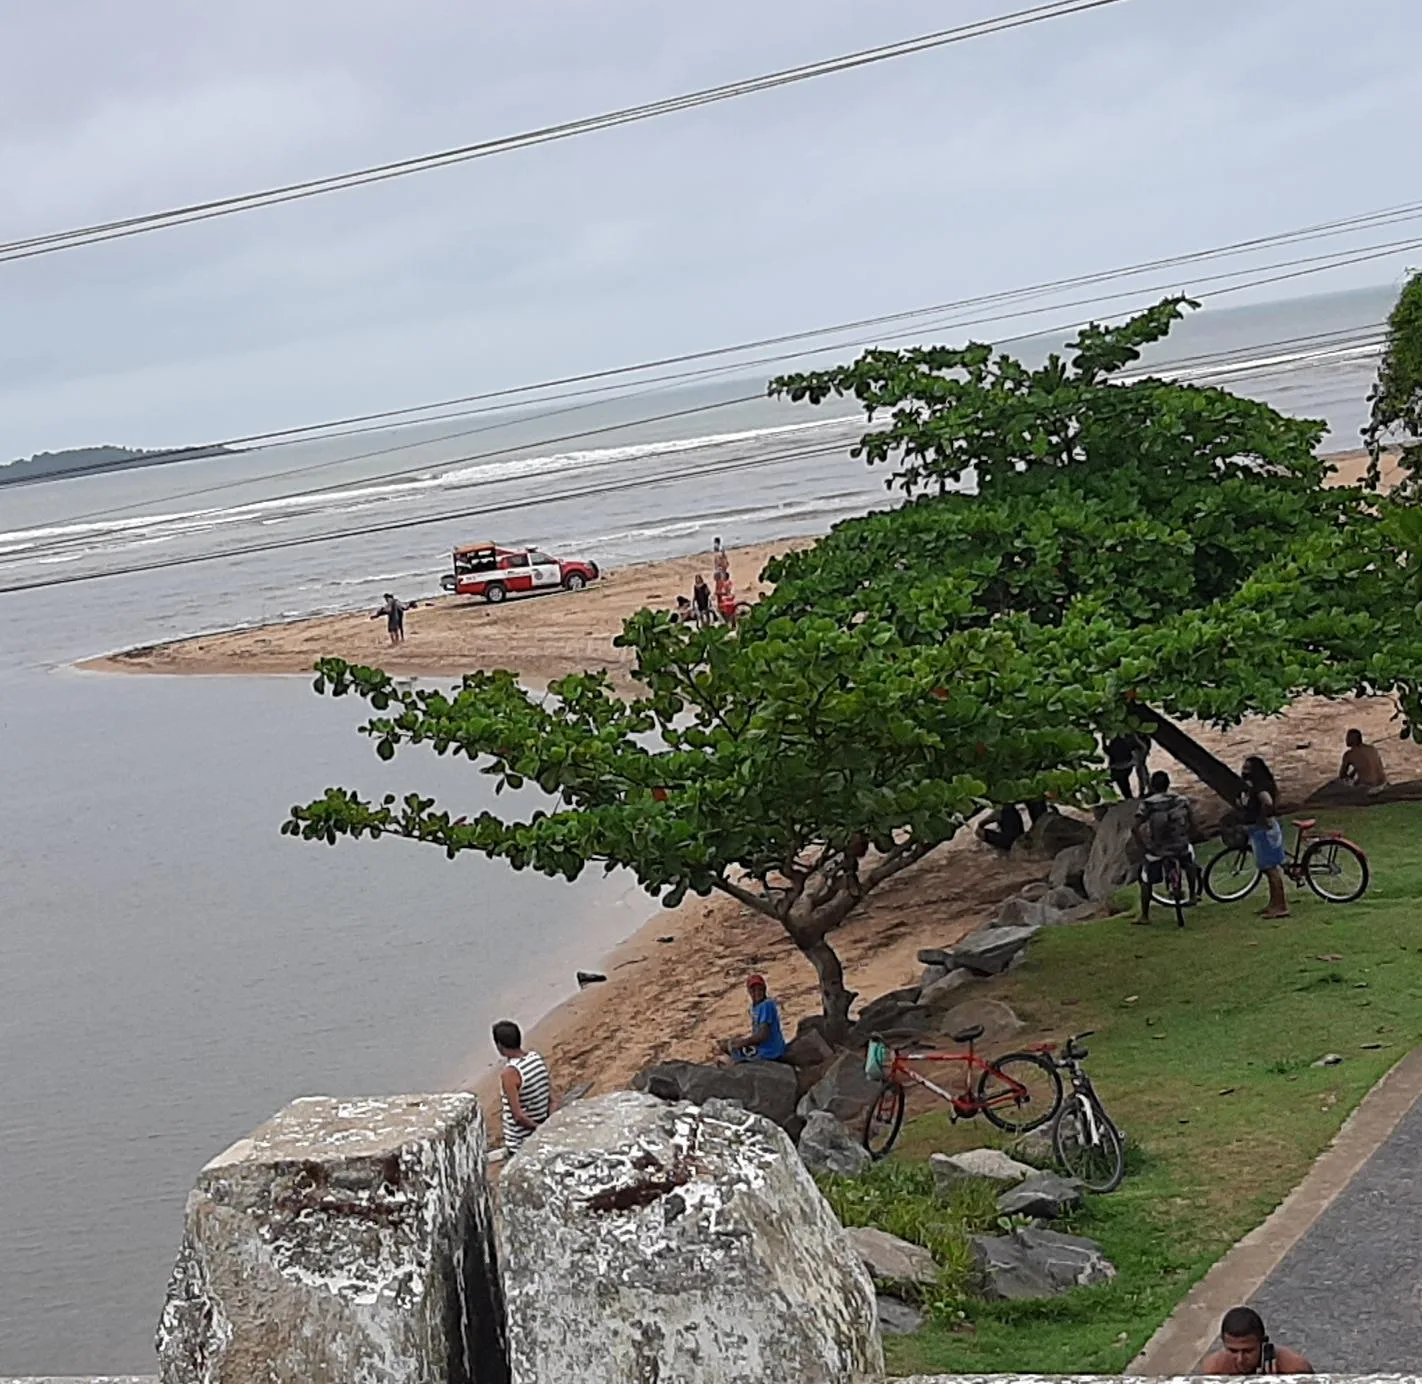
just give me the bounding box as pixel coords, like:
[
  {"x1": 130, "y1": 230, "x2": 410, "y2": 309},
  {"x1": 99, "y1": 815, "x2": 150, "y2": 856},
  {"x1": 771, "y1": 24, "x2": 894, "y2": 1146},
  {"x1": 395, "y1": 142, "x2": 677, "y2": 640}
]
[
  {"x1": 977, "y1": 803, "x2": 1025, "y2": 851},
  {"x1": 1202, "y1": 1306, "x2": 1313, "y2": 1375},
  {"x1": 716, "y1": 974, "x2": 787, "y2": 1064},
  {"x1": 1132, "y1": 770, "x2": 1198, "y2": 924},
  {"x1": 1338, "y1": 727, "x2": 1387, "y2": 789}
]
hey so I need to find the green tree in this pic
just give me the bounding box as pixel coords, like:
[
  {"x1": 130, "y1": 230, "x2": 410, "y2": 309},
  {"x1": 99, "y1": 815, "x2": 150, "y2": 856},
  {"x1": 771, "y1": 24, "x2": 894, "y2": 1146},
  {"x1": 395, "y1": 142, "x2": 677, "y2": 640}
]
[
  {"x1": 1365, "y1": 270, "x2": 1422, "y2": 489},
  {"x1": 285, "y1": 614, "x2": 1099, "y2": 1032}
]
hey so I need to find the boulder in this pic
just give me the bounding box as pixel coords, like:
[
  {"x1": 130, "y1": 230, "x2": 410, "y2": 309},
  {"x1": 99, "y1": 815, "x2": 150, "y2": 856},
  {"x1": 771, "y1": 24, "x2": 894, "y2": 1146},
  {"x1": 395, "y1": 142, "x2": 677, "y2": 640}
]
[
  {"x1": 1008, "y1": 1125, "x2": 1058, "y2": 1168},
  {"x1": 631, "y1": 1059, "x2": 798, "y2": 1129},
  {"x1": 991, "y1": 896, "x2": 1047, "y2": 930},
  {"x1": 917, "y1": 947, "x2": 951, "y2": 967},
  {"x1": 851, "y1": 986, "x2": 923, "y2": 1029},
  {"x1": 919, "y1": 968, "x2": 978, "y2": 1008},
  {"x1": 1083, "y1": 800, "x2": 1144, "y2": 902},
  {"x1": 931, "y1": 1147, "x2": 1033, "y2": 1188},
  {"x1": 918, "y1": 961, "x2": 951, "y2": 987},
  {"x1": 156, "y1": 1094, "x2": 506, "y2": 1384},
  {"x1": 846, "y1": 1226, "x2": 939, "y2": 1292},
  {"x1": 845, "y1": 1004, "x2": 937, "y2": 1048},
  {"x1": 498, "y1": 1091, "x2": 883, "y2": 1384},
  {"x1": 972, "y1": 1226, "x2": 1116, "y2": 1300},
  {"x1": 1043, "y1": 885, "x2": 1086, "y2": 913},
  {"x1": 797, "y1": 1051, "x2": 884, "y2": 1126},
  {"x1": 1049, "y1": 843, "x2": 1091, "y2": 893},
  {"x1": 937, "y1": 999, "x2": 1024, "y2": 1051},
  {"x1": 948, "y1": 924, "x2": 1039, "y2": 975},
  {"x1": 1010, "y1": 812, "x2": 1096, "y2": 861},
  {"x1": 995, "y1": 1170, "x2": 1083, "y2": 1219},
  {"x1": 876, "y1": 1295, "x2": 925, "y2": 1336},
  {"x1": 798, "y1": 1111, "x2": 872, "y2": 1177},
  {"x1": 781, "y1": 1026, "x2": 835, "y2": 1072}
]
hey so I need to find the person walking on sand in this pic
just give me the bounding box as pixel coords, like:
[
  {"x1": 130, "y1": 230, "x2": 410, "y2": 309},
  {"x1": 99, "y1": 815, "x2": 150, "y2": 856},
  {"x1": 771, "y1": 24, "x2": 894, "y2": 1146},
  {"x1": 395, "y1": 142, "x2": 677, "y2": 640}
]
[
  {"x1": 716, "y1": 974, "x2": 787, "y2": 1064},
  {"x1": 493, "y1": 1020, "x2": 552, "y2": 1157},
  {"x1": 1239, "y1": 755, "x2": 1289, "y2": 918},
  {"x1": 372, "y1": 593, "x2": 416, "y2": 646},
  {"x1": 692, "y1": 574, "x2": 713, "y2": 628},
  {"x1": 1339, "y1": 727, "x2": 1388, "y2": 789},
  {"x1": 713, "y1": 536, "x2": 730, "y2": 580}
]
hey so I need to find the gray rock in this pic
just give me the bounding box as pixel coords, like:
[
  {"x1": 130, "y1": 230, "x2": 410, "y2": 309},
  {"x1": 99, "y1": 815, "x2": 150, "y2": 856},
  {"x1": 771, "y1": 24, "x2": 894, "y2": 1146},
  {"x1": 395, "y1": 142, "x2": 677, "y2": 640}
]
[
  {"x1": 1083, "y1": 800, "x2": 1144, "y2": 902},
  {"x1": 918, "y1": 968, "x2": 977, "y2": 1007},
  {"x1": 875, "y1": 1294, "x2": 925, "y2": 1335},
  {"x1": 797, "y1": 1051, "x2": 885, "y2": 1126},
  {"x1": 1049, "y1": 842, "x2": 1092, "y2": 893},
  {"x1": 846, "y1": 1226, "x2": 939, "y2": 1290},
  {"x1": 1314, "y1": 1052, "x2": 1345, "y2": 1067},
  {"x1": 972, "y1": 1225, "x2": 1116, "y2": 1300},
  {"x1": 1008, "y1": 1125, "x2": 1059, "y2": 1167},
  {"x1": 938, "y1": 999, "x2": 1024, "y2": 1051},
  {"x1": 995, "y1": 1170, "x2": 1084, "y2": 1218},
  {"x1": 156, "y1": 1094, "x2": 505, "y2": 1384},
  {"x1": 631, "y1": 1058, "x2": 799, "y2": 1128},
  {"x1": 918, "y1": 962, "x2": 951, "y2": 987},
  {"x1": 781, "y1": 1026, "x2": 835, "y2": 1072},
  {"x1": 845, "y1": 1003, "x2": 937, "y2": 1048},
  {"x1": 798, "y1": 1110, "x2": 871, "y2": 1177},
  {"x1": 931, "y1": 1147, "x2": 1033, "y2": 1188},
  {"x1": 992, "y1": 896, "x2": 1047, "y2": 930},
  {"x1": 948, "y1": 924, "x2": 1039, "y2": 975},
  {"x1": 917, "y1": 947, "x2": 950, "y2": 966},
  {"x1": 1043, "y1": 885, "x2": 1086, "y2": 912},
  {"x1": 1010, "y1": 812, "x2": 1096, "y2": 861},
  {"x1": 1018, "y1": 881, "x2": 1053, "y2": 902},
  {"x1": 852, "y1": 986, "x2": 924, "y2": 1029},
  {"x1": 499, "y1": 1091, "x2": 883, "y2": 1384}
]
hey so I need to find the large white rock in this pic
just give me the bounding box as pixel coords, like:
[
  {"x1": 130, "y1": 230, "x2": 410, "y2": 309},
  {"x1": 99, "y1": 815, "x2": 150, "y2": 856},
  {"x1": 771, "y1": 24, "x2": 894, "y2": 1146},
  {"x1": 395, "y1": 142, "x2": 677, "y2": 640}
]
[
  {"x1": 498, "y1": 1090, "x2": 883, "y2": 1384},
  {"x1": 156, "y1": 1094, "x2": 505, "y2": 1384}
]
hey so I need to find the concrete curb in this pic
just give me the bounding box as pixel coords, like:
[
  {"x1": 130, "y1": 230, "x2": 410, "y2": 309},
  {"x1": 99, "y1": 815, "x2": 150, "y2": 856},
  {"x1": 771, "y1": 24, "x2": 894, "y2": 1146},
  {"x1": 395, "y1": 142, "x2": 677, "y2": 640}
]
[{"x1": 1130, "y1": 1047, "x2": 1422, "y2": 1375}]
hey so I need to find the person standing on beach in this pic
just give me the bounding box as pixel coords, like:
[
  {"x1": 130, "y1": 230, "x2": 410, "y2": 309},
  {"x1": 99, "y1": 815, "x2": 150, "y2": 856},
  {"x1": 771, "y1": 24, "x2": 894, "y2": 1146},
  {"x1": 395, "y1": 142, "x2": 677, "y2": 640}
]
[
  {"x1": 493, "y1": 1020, "x2": 552, "y2": 1157},
  {"x1": 713, "y1": 536, "x2": 730, "y2": 580},
  {"x1": 372, "y1": 593, "x2": 415, "y2": 646},
  {"x1": 1239, "y1": 755, "x2": 1289, "y2": 918},
  {"x1": 692, "y1": 574, "x2": 713, "y2": 628}
]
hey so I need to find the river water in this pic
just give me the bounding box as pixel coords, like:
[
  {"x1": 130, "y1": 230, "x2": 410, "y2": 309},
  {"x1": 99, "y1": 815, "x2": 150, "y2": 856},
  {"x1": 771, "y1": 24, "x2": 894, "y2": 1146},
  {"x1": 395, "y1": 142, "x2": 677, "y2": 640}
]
[{"x1": 0, "y1": 283, "x2": 1395, "y2": 1373}]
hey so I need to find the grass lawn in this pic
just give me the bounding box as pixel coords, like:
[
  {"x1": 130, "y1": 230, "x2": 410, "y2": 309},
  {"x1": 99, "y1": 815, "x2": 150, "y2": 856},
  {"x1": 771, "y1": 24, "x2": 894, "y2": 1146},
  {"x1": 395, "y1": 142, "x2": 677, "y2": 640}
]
[{"x1": 858, "y1": 802, "x2": 1422, "y2": 1377}]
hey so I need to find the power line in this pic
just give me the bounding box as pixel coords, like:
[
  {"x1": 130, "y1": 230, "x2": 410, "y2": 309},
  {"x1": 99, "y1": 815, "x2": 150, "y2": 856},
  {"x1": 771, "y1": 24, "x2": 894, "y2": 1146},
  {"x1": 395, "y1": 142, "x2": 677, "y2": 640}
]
[
  {"x1": 14, "y1": 194, "x2": 1420, "y2": 497},
  {"x1": 0, "y1": 1, "x2": 1132, "y2": 266}
]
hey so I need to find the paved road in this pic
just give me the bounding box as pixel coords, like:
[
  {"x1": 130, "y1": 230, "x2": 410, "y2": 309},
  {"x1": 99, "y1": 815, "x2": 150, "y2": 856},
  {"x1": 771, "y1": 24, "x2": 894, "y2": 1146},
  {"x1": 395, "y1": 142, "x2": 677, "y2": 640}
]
[{"x1": 1248, "y1": 1095, "x2": 1422, "y2": 1372}]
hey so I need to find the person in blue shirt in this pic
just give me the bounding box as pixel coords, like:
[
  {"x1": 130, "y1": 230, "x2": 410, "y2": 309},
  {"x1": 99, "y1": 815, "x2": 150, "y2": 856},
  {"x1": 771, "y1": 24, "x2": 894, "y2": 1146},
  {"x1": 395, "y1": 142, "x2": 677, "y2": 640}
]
[{"x1": 717, "y1": 974, "x2": 787, "y2": 1063}]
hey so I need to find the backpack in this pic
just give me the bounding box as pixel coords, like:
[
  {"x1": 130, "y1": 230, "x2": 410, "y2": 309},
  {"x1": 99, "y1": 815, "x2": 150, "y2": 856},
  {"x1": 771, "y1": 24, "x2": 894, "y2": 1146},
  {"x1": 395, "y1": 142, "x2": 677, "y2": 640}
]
[{"x1": 1142, "y1": 793, "x2": 1191, "y2": 855}]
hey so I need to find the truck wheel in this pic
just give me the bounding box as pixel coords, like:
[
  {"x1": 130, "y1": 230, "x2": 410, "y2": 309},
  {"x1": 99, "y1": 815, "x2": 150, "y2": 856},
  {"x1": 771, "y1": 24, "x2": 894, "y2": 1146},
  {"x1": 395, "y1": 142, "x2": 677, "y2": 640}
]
[
  {"x1": 563, "y1": 572, "x2": 587, "y2": 591},
  {"x1": 485, "y1": 583, "x2": 507, "y2": 604}
]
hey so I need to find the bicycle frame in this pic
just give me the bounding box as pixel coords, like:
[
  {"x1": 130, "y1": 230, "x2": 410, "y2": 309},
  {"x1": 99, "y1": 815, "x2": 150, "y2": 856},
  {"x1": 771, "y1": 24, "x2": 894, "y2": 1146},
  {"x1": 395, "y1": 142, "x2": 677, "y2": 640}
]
[
  {"x1": 1282, "y1": 823, "x2": 1366, "y2": 884},
  {"x1": 885, "y1": 1047, "x2": 1035, "y2": 1121}
]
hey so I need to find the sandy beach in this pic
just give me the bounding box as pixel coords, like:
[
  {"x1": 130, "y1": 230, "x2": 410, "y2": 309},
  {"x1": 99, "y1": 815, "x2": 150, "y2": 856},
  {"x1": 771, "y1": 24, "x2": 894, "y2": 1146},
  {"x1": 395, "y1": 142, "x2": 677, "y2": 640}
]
[{"x1": 84, "y1": 447, "x2": 1422, "y2": 1136}]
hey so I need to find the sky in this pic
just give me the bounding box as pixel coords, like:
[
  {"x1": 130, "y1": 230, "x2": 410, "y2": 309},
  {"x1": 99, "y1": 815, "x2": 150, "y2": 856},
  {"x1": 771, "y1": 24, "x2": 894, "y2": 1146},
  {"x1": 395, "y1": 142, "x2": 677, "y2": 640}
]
[{"x1": 0, "y1": 0, "x2": 1419, "y2": 460}]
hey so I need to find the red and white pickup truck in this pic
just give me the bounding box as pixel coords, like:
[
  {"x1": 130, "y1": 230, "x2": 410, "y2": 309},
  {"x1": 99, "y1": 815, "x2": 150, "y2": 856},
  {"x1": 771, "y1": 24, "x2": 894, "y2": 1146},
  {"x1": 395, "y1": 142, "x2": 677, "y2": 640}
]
[{"x1": 440, "y1": 542, "x2": 600, "y2": 603}]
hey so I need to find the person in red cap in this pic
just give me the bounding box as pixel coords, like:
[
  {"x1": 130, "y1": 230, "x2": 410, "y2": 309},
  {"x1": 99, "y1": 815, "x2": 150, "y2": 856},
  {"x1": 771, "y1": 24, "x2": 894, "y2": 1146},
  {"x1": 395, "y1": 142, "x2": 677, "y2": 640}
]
[{"x1": 716, "y1": 974, "x2": 787, "y2": 1063}]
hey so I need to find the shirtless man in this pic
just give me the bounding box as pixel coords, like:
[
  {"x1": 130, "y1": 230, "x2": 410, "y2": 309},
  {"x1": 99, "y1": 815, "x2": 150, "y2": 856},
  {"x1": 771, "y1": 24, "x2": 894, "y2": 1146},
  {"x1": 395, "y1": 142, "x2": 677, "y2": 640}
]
[
  {"x1": 1339, "y1": 727, "x2": 1387, "y2": 788},
  {"x1": 1202, "y1": 1306, "x2": 1313, "y2": 1375}
]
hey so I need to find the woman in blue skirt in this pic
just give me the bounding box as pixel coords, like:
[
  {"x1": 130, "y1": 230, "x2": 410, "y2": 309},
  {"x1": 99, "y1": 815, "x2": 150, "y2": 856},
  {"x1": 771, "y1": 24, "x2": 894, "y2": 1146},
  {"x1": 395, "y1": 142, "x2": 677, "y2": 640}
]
[{"x1": 1239, "y1": 755, "x2": 1289, "y2": 918}]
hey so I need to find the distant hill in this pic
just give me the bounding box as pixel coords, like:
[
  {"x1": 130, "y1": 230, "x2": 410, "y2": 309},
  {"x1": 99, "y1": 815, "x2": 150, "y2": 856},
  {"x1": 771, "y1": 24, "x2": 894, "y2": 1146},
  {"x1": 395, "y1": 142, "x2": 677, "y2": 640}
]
[{"x1": 0, "y1": 443, "x2": 234, "y2": 487}]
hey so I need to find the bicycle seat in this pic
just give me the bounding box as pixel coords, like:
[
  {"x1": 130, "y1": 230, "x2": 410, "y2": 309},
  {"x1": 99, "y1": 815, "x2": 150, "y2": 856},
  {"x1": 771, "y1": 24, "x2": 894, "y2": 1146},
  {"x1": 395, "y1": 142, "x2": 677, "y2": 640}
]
[
  {"x1": 1292, "y1": 817, "x2": 1317, "y2": 830},
  {"x1": 951, "y1": 1023, "x2": 985, "y2": 1044}
]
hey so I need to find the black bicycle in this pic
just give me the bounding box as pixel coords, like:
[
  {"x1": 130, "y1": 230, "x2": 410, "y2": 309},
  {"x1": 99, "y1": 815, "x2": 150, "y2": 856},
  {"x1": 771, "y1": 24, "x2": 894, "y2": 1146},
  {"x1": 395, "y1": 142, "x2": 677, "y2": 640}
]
[
  {"x1": 1148, "y1": 853, "x2": 1197, "y2": 928},
  {"x1": 1051, "y1": 1031, "x2": 1125, "y2": 1193}
]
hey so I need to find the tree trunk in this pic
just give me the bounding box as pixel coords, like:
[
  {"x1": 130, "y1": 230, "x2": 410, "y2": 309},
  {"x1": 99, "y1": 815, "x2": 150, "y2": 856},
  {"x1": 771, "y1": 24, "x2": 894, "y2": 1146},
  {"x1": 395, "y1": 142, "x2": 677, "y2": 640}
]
[
  {"x1": 799, "y1": 934, "x2": 857, "y2": 1043},
  {"x1": 1136, "y1": 701, "x2": 1244, "y2": 806}
]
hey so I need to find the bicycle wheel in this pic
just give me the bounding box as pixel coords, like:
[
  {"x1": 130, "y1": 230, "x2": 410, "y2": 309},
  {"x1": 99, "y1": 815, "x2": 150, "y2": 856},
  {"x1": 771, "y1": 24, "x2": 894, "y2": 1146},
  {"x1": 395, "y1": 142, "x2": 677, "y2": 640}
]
[
  {"x1": 1303, "y1": 838, "x2": 1370, "y2": 903},
  {"x1": 862, "y1": 1082, "x2": 906, "y2": 1161},
  {"x1": 1053, "y1": 1093, "x2": 1125, "y2": 1192},
  {"x1": 1204, "y1": 846, "x2": 1263, "y2": 903},
  {"x1": 978, "y1": 1051, "x2": 1063, "y2": 1133}
]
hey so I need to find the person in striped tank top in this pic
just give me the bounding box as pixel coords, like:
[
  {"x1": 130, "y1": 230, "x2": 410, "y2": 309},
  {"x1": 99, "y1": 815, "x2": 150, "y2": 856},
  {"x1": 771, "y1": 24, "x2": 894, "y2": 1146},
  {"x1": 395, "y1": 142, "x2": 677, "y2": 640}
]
[{"x1": 493, "y1": 1020, "x2": 553, "y2": 1157}]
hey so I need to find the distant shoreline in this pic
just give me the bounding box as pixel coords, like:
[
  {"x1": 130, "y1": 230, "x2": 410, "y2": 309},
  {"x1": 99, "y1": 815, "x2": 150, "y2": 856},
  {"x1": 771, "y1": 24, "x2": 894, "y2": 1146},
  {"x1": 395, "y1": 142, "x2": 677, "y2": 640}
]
[{"x1": 0, "y1": 442, "x2": 235, "y2": 488}]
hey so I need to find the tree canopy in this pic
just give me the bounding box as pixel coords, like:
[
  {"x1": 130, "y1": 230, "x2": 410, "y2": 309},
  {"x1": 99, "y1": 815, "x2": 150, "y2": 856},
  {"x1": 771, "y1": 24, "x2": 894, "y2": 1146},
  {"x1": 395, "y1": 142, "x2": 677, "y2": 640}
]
[
  {"x1": 287, "y1": 296, "x2": 1422, "y2": 1030},
  {"x1": 1365, "y1": 269, "x2": 1422, "y2": 490}
]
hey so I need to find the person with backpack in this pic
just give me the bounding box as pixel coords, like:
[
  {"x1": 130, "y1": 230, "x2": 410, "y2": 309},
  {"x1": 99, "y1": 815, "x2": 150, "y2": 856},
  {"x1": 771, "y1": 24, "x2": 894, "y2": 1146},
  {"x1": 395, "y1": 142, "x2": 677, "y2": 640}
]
[{"x1": 1132, "y1": 770, "x2": 1198, "y2": 924}]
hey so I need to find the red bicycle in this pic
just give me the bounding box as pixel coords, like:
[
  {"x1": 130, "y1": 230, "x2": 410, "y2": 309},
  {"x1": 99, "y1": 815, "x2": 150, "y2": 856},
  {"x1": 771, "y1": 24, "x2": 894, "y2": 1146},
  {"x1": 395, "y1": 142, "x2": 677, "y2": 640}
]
[
  {"x1": 1203, "y1": 817, "x2": 1371, "y2": 905},
  {"x1": 862, "y1": 1022, "x2": 1063, "y2": 1160}
]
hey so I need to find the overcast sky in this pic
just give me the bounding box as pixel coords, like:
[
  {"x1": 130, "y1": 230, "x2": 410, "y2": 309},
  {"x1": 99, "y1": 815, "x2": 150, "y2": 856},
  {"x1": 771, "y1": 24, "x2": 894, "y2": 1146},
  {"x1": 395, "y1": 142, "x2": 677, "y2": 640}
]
[{"x1": 1, "y1": 0, "x2": 1419, "y2": 459}]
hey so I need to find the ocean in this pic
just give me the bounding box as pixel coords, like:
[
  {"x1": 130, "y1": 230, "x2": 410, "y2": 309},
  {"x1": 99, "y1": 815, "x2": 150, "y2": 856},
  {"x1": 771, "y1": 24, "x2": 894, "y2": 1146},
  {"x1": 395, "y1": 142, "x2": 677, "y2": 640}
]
[{"x1": 0, "y1": 282, "x2": 1397, "y2": 1374}]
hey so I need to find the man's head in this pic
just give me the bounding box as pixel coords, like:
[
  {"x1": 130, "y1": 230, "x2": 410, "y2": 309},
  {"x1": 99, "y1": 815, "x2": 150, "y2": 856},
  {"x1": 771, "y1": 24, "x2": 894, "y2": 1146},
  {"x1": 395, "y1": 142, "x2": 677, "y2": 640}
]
[
  {"x1": 492, "y1": 1020, "x2": 522, "y2": 1055},
  {"x1": 1149, "y1": 770, "x2": 1171, "y2": 794},
  {"x1": 1219, "y1": 1306, "x2": 1268, "y2": 1371},
  {"x1": 383, "y1": 592, "x2": 394, "y2": 602},
  {"x1": 1347, "y1": 727, "x2": 1364, "y2": 748},
  {"x1": 746, "y1": 973, "x2": 767, "y2": 1003}
]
